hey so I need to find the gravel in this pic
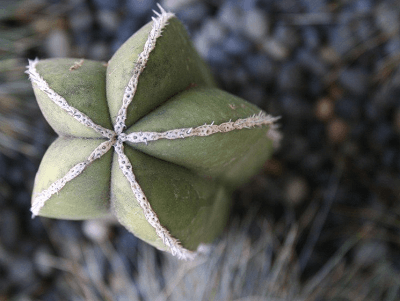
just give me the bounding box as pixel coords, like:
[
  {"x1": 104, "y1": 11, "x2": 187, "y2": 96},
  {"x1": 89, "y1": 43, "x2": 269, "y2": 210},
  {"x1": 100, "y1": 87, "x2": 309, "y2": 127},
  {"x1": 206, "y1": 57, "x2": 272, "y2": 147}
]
[{"x1": 1, "y1": 0, "x2": 400, "y2": 300}]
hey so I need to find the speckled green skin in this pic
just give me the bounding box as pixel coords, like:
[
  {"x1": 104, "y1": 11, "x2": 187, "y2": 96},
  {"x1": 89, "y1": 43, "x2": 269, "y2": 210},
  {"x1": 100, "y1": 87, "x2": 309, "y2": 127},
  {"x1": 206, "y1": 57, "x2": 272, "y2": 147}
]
[{"x1": 30, "y1": 17, "x2": 274, "y2": 252}]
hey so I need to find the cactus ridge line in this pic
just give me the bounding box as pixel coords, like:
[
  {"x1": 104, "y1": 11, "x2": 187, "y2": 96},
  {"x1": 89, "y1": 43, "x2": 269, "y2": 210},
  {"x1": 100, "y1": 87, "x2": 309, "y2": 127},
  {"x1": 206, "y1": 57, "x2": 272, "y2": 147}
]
[
  {"x1": 114, "y1": 4, "x2": 175, "y2": 135},
  {"x1": 124, "y1": 112, "x2": 281, "y2": 144},
  {"x1": 30, "y1": 139, "x2": 115, "y2": 217},
  {"x1": 27, "y1": 5, "x2": 280, "y2": 260},
  {"x1": 26, "y1": 58, "x2": 115, "y2": 139}
]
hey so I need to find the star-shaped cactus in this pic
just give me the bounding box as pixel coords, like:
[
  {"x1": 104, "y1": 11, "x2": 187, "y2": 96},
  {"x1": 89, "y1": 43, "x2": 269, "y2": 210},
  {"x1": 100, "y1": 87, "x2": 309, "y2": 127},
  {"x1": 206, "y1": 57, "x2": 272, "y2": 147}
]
[{"x1": 27, "y1": 6, "x2": 280, "y2": 259}]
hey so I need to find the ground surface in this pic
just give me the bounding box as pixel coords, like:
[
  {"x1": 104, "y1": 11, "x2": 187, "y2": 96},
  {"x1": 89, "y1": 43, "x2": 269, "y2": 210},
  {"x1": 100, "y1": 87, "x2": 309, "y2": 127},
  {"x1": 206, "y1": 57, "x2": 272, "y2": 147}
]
[{"x1": 1, "y1": 0, "x2": 400, "y2": 300}]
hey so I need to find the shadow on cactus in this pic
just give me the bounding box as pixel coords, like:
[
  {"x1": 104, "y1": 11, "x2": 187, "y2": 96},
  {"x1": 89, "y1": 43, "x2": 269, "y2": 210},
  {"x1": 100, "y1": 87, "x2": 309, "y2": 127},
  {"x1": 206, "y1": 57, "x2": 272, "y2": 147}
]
[{"x1": 26, "y1": 5, "x2": 281, "y2": 260}]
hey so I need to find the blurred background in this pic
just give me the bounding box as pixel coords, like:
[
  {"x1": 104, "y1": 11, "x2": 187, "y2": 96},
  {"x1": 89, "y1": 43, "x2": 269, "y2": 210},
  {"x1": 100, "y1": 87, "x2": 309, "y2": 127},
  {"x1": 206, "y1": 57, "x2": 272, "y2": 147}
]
[{"x1": 1, "y1": 0, "x2": 400, "y2": 300}]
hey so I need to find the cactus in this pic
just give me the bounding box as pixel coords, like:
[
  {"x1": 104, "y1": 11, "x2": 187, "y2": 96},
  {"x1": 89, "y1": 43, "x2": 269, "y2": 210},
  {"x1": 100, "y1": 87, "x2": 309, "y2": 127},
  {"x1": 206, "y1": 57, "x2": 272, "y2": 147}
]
[{"x1": 27, "y1": 5, "x2": 281, "y2": 260}]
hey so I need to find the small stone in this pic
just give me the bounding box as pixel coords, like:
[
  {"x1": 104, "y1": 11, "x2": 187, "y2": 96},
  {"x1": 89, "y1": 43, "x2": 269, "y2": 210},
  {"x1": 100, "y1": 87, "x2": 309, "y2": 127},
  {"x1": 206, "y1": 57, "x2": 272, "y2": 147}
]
[
  {"x1": 300, "y1": 0, "x2": 327, "y2": 13},
  {"x1": 278, "y1": 62, "x2": 303, "y2": 91},
  {"x1": 162, "y1": 0, "x2": 196, "y2": 11},
  {"x1": 201, "y1": 18, "x2": 226, "y2": 44},
  {"x1": 327, "y1": 118, "x2": 349, "y2": 144},
  {"x1": 315, "y1": 97, "x2": 334, "y2": 121},
  {"x1": 68, "y1": 6, "x2": 92, "y2": 32},
  {"x1": 239, "y1": 84, "x2": 265, "y2": 107},
  {"x1": 243, "y1": 9, "x2": 268, "y2": 40},
  {"x1": 244, "y1": 54, "x2": 274, "y2": 82},
  {"x1": 302, "y1": 26, "x2": 320, "y2": 50},
  {"x1": 45, "y1": 29, "x2": 70, "y2": 58},
  {"x1": 335, "y1": 97, "x2": 361, "y2": 121},
  {"x1": 89, "y1": 42, "x2": 109, "y2": 61},
  {"x1": 320, "y1": 46, "x2": 341, "y2": 65},
  {"x1": 394, "y1": 107, "x2": 400, "y2": 134},
  {"x1": 176, "y1": 1, "x2": 209, "y2": 26},
  {"x1": 263, "y1": 158, "x2": 283, "y2": 177},
  {"x1": 339, "y1": 68, "x2": 369, "y2": 95},
  {"x1": 194, "y1": 30, "x2": 211, "y2": 58},
  {"x1": 0, "y1": 208, "x2": 19, "y2": 249},
  {"x1": 280, "y1": 94, "x2": 311, "y2": 119},
  {"x1": 223, "y1": 33, "x2": 252, "y2": 56},
  {"x1": 97, "y1": 10, "x2": 119, "y2": 34},
  {"x1": 329, "y1": 24, "x2": 356, "y2": 56},
  {"x1": 9, "y1": 257, "x2": 35, "y2": 284},
  {"x1": 354, "y1": 240, "x2": 388, "y2": 266},
  {"x1": 355, "y1": 0, "x2": 374, "y2": 13},
  {"x1": 376, "y1": 2, "x2": 400, "y2": 36},
  {"x1": 384, "y1": 36, "x2": 400, "y2": 57},
  {"x1": 284, "y1": 175, "x2": 309, "y2": 205},
  {"x1": 218, "y1": 2, "x2": 244, "y2": 33},
  {"x1": 274, "y1": 22, "x2": 300, "y2": 50},
  {"x1": 127, "y1": 0, "x2": 155, "y2": 16},
  {"x1": 92, "y1": 0, "x2": 120, "y2": 11},
  {"x1": 207, "y1": 45, "x2": 234, "y2": 68},
  {"x1": 34, "y1": 246, "x2": 54, "y2": 277},
  {"x1": 296, "y1": 49, "x2": 327, "y2": 76},
  {"x1": 262, "y1": 38, "x2": 289, "y2": 61},
  {"x1": 82, "y1": 219, "x2": 110, "y2": 243}
]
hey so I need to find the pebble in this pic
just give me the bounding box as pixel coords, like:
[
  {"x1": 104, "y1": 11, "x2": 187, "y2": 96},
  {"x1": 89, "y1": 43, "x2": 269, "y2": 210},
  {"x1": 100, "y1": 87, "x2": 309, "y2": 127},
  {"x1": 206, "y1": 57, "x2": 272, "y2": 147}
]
[
  {"x1": 335, "y1": 97, "x2": 361, "y2": 121},
  {"x1": 302, "y1": 27, "x2": 320, "y2": 50},
  {"x1": 315, "y1": 97, "x2": 334, "y2": 121},
  {"x1": 301, "y1": 0, "x2": 328, "y2": 13},
  {"x1": 376, "y1": 2, "x2": 400, "y2": 36},
  {"x1": 262, "y1": 38, "x2": 290, "y2": 61},
  {"x1": 284, "y1": 175, "x2": 309, "y2": 205},
  {"x1": 9, "y1": 257, "x2": 35, "y2": 284},
  {"x1": 280, "y1": 94, "x2": 312, "y2": 119},
  {"x1": 33, "y1": 246, "x2": 54, "y2": 277},
  {"x1": 278, "y1": 62, "x2": 304, "y2": 91},
  {"x1": 339, "y1": 67, "x2": 369, "y2": 95},
  {"x1": 327, "y1": 118, "x2": 349, "y2": 144},
  {"x1": 176, "y1": 1, "x2": 209, "y2": 26},
  {"x1": 354, "y1": 240, "x2": 388, "y2": 266},
  {"x1": 201, "y1": 18, "x2": 226, "y2": 44},
  {"x1": 329, "y1": 25, "x2": 356, "y2": 56},
  {"x1": 296, "y1": 49, "x2": 327, "y2": 76},
  {"x1": 384, "y1": 36, "x2": 400, "y2": 57},
  {"x1": 97, "y1": 10, "x2": 119, "y2": 35},
  {"x1": 394, "y1": 107, "x2": 400, "y2": 134},
  {"x1": 45, "y1": 29, "x2": 70, "y2": 58},
  {"x1": 371, "y1": 122, "x2": 393, "y2": 150},
  {"x1": 217, "y1": 2, "x2": 244, "y2": 33},
  {"x1": 239, "y1": 84, "x2": 265, "y2": 107},
  {"x1": 68, "y1": 6, "x2": 92, "y2": 33},
  {"x1": 244, "y1": 54, "x2": 274, "y2": 83},
  {"x1": 126, "y1": 0, "x2": 155, "y2": 16},
  {"x1": 355, "y1": 0, "x2": 375, "y2": 13},
  {"x1": 207, "y1": 45, "x2": 234, "y2": 68},
  {"x1": 223, "y1": 33, "x2": 252, "y2": 56},
  {"x1": 0, "y1": 208, "x2": 19, "y2": 249},
  {"x1": 273, "y1": 22, "x2": 301, "y2": 50},
  {"x1": 82, "y1": 219, "x2": 110, "y2": 243},
  {"x1": 112, "y1": 16, "x2": 140, "y2": 53},
  {"x1": 92, "y1": 0, "x2": 120, "y2": 11},
  {"x1": 243, "y1": 9, "x2": 269, "y2": 40},
  {"x1": 88, "y1": 41, "x2": 109, "y2": 60}
]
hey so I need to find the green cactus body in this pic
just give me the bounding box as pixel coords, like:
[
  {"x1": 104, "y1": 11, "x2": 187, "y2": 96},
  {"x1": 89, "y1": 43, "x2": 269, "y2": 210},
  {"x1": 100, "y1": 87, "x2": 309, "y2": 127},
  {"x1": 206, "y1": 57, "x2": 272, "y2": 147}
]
[{"x1": 27, "y1": 6, "x2": 280, "y2": 259}]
